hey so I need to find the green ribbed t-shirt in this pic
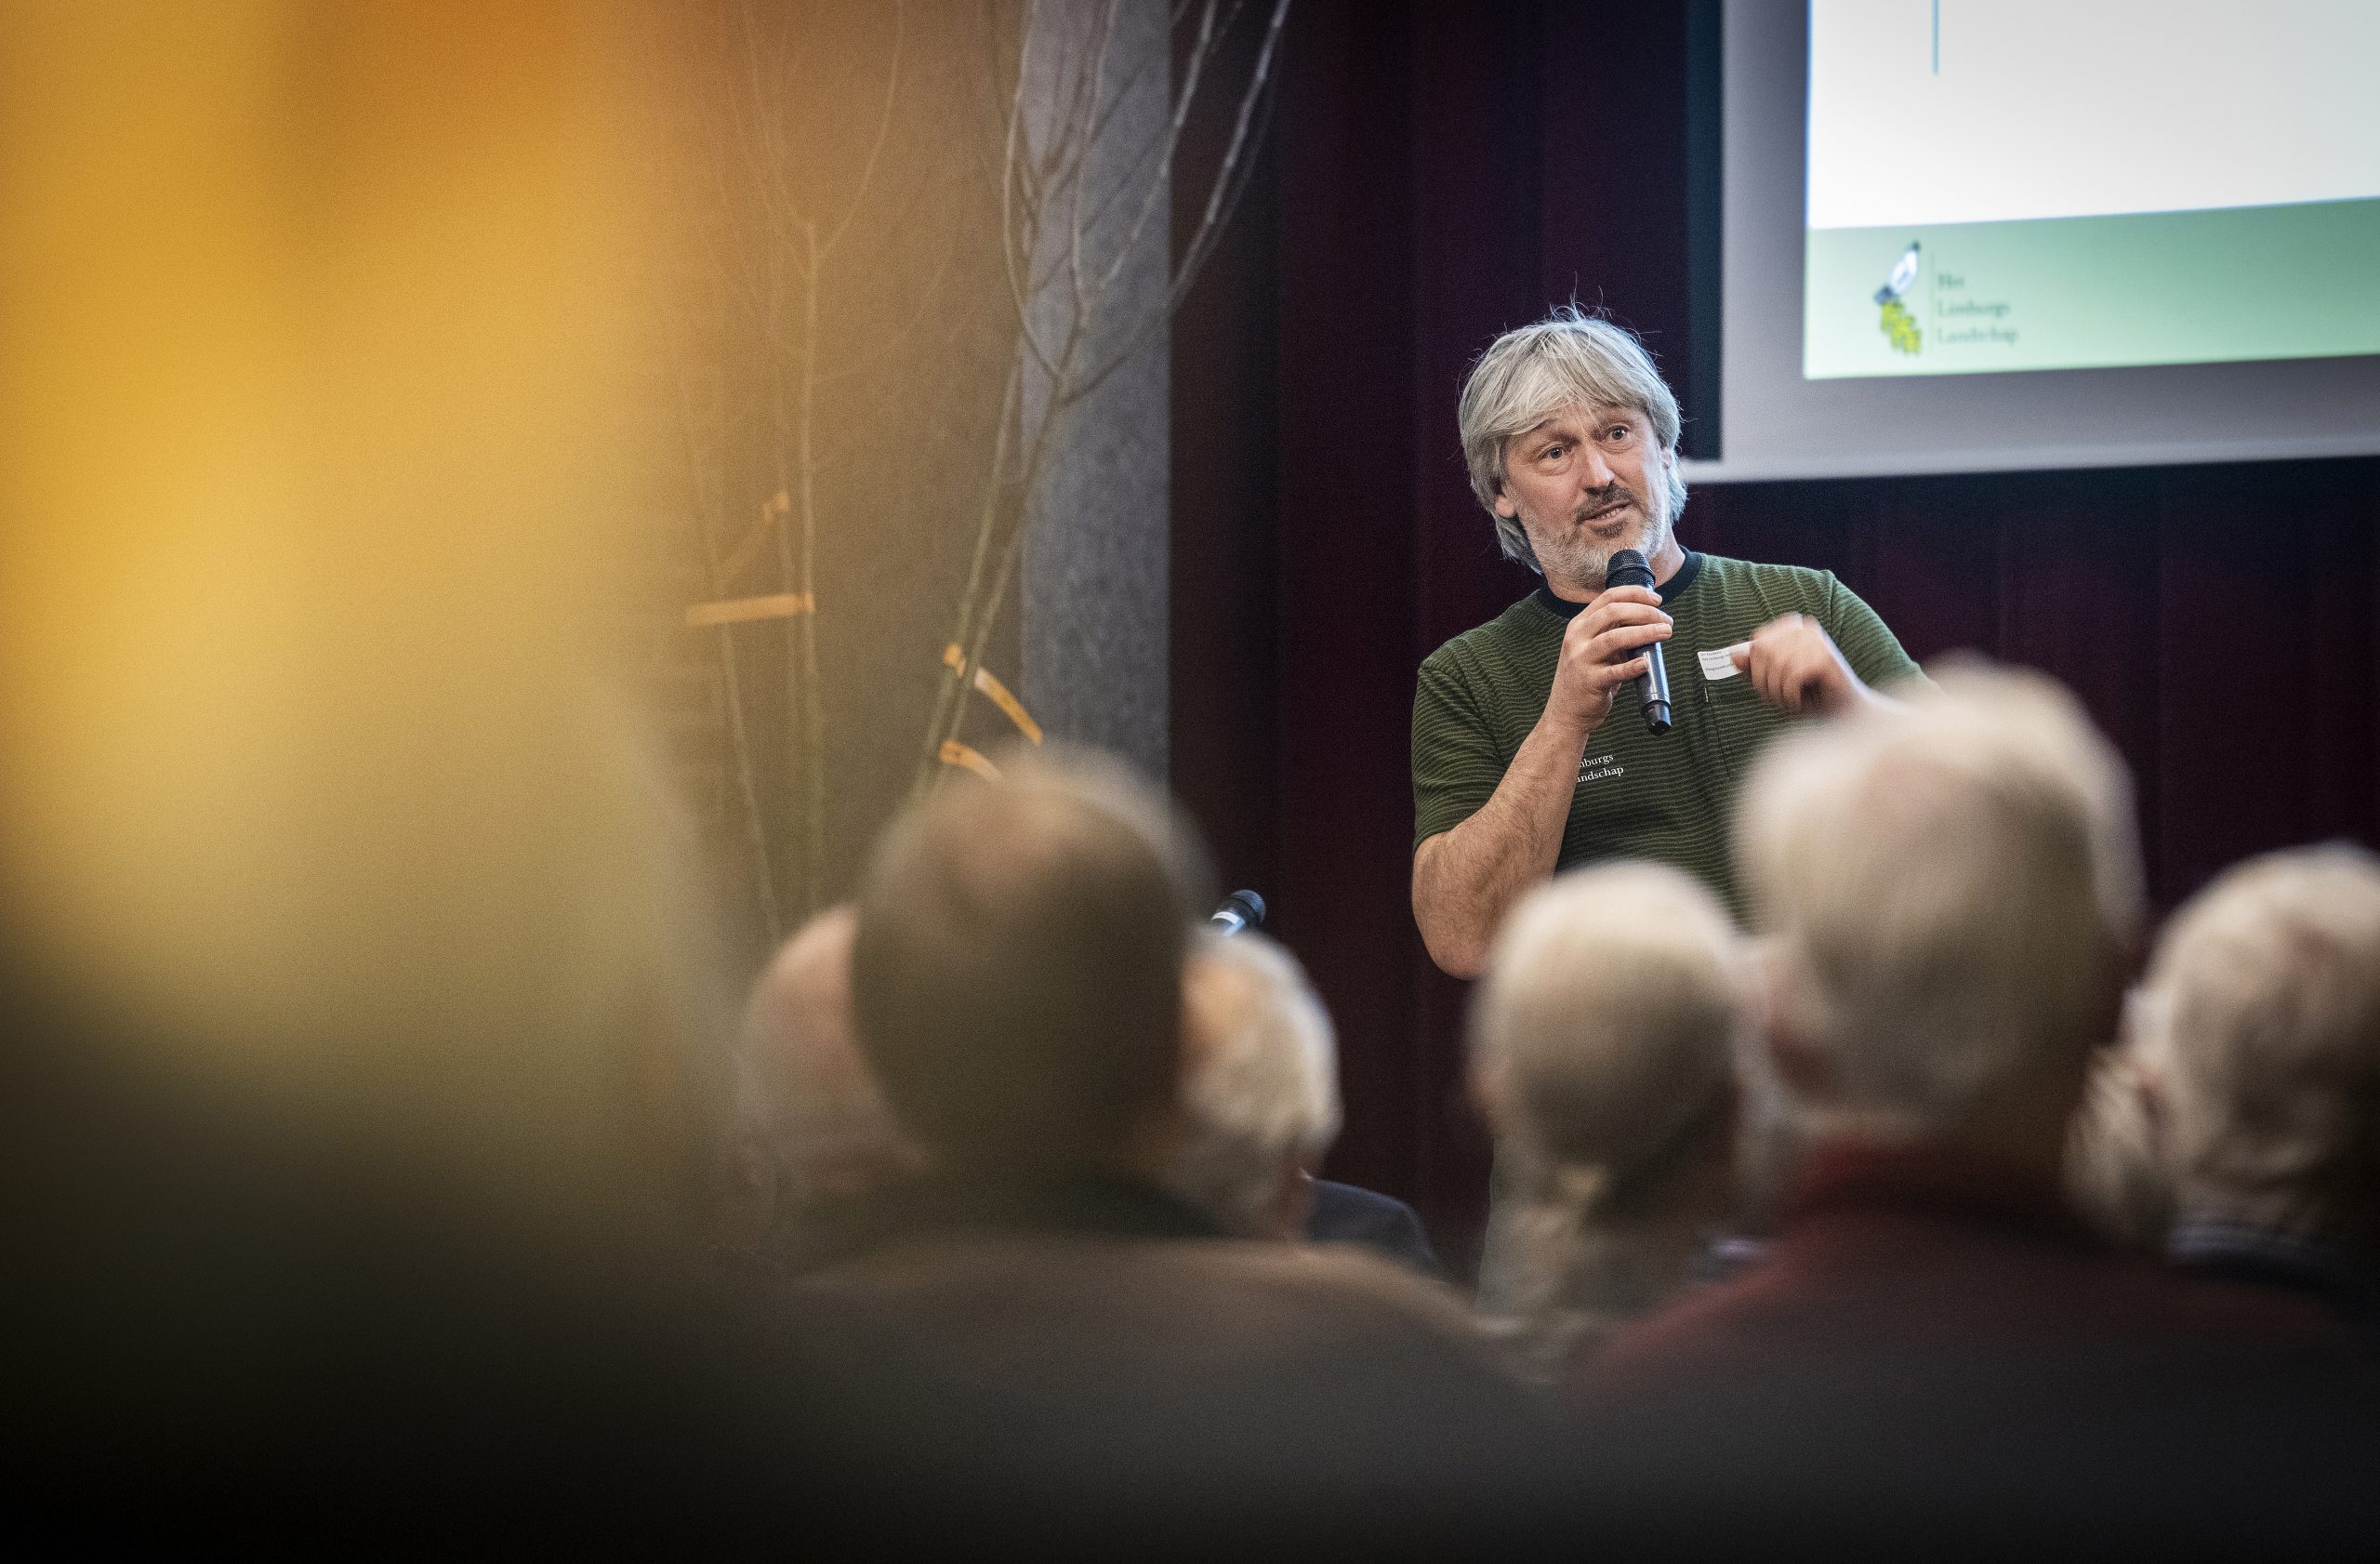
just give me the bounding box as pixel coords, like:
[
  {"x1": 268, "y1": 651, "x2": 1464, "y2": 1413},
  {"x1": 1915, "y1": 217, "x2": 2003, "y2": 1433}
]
[{"x1": 1411, "y1": 551, "x2": 1919, "y2": 917}]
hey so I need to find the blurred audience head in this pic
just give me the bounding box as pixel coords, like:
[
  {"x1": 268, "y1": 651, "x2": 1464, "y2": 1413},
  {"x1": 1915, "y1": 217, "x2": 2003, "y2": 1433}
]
[
  {"x1": 1736, "y1": 662, "x2": 2143, "y2": 1154},
  {"x1": 0, "y1": 0, "x2": 737, "y2": 1231},
  {"x1": 1471, "y1": 860, "x2": 1743, "y2": 1194},
  {"x1": 1467, "y1": 862, "x2": 1748, "y2": 1375},
  {"x1": 2065, "y1": 1001, "x2": 2179, "y2": 1250},
  {"x1": 2135, "y1": 844, "x2": 2380, "y2": 1248},
  {"x1": 1169, "y1": 929, "x2": 1342, "y2": 1239},
  {"x1": 850, "y1": 746, "x2": 1210, "y2": 1180},
  {"x1": 741, "y1": 905, "x2": 925, "y2": 1212}
]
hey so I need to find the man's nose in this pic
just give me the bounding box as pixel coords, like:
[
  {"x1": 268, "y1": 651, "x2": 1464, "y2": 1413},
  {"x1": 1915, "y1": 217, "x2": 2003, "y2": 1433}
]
[{"x1": 1578, "y1": 445, "x2": 1616, "y2": 489}]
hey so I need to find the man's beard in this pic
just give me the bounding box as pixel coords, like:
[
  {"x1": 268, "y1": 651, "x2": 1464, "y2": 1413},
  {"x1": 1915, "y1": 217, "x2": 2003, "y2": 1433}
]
[{"x1": 1537, "y1": 481, "x2": 1673, "y2": 590}]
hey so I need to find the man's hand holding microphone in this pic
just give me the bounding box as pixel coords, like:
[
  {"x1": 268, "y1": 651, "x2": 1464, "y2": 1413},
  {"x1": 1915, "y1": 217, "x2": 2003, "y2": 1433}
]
[
  {"x1": 1412, "y1": 549, "x2": 1888, "y2": 978},
  {"x1": 1558, "y1": 555, "x2": 1886, "y2": 736},
  {"x1": 1547, "y1": 574, "x2": 1673, "y2": 740}
]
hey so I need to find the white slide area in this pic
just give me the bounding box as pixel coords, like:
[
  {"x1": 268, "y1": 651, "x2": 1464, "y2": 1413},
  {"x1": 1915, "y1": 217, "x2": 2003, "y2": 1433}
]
[{"x1": 1808, "y1": 0, "x2": 2380, "y2": 231}]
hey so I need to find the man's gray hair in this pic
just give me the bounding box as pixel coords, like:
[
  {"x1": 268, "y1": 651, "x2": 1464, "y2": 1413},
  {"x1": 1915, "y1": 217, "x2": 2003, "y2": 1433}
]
[
  {"x1": 1457, "y1": 305, "x2": 1688, "y2": 571},
  {"x1": 1470, "y1": 861, "x2": 1743, "y2": 1181},
  {"x1": 2137, "y1": 843, "x2": 2380, "y2": 1240},
  {"x1": 1737, "y1": 661, "x2": 2144, "y2": 1137},
  {"x1": 1168, "y1": 930, "x2": 1342, "y2": 1236}
]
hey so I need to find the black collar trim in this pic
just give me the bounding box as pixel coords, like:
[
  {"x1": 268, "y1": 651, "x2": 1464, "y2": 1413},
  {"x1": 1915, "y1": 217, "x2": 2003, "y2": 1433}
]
[{"x1": 1532, "y1": 550, "x2": 1703, "y2": 621}]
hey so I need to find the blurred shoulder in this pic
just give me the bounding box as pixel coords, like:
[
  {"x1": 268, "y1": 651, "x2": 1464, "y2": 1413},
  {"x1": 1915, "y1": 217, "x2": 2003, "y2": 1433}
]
[
  {"x1": 1306, "y1": 1178, "x2": 1443, "y2": 1277},
  {"x1": 789, "y1": 1232, "x2": 1492, "y2": 1369}
]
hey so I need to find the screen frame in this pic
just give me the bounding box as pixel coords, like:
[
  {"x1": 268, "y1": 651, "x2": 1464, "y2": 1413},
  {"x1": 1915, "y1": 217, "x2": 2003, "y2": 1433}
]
[{"x1": 1681, "y1": 0, "x2": 2380, "y2": 484}]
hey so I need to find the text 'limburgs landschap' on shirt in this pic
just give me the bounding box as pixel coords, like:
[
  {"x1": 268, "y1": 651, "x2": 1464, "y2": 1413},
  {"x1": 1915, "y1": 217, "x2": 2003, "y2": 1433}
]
[{"x1": 1578, "y1": 752, "x2": 1624, "y2": 784}]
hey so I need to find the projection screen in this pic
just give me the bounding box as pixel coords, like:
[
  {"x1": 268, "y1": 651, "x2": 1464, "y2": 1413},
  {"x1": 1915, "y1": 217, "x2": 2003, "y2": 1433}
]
[{"x1": 1683, "y1": 0, "x2": 2380, "y2": 483}]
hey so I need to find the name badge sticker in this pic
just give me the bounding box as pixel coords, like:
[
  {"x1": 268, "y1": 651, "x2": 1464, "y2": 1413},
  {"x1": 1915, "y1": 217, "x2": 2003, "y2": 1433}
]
[{"x1": 1699, "y1": 646, "x2": 1741, "y2": 683}]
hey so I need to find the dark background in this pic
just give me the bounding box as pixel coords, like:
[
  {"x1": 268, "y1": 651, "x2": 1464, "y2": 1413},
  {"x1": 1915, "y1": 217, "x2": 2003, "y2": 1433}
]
[{"x1": 1170, "y1": 0, "x2": 2380, "y2": 1272}]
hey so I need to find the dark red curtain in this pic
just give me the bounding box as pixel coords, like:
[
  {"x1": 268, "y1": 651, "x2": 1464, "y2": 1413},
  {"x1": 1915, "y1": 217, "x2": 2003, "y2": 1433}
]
[{"x1": 1171, "y1": 0, "x2": 2380, "y2": 1272}]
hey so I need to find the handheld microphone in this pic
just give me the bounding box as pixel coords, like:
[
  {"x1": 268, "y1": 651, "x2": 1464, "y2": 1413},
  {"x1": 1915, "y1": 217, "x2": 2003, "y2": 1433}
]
[
  {"x1": 1603, "y1": 548, "x2": 1673, "y2": 735},
  {"x1": 1209, "y1": 889, "x2": 1265, "y2": 936}
]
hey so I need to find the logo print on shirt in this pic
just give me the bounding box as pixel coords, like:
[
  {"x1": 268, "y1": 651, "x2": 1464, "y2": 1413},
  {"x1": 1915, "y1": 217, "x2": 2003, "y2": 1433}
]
[{"x1": 1578, "y1": 751, "x2": 1624, "y2": 785}]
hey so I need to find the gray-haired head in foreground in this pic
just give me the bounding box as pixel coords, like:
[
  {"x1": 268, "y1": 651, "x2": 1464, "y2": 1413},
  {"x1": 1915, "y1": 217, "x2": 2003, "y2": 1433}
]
[
  {"x1": 1736, "y1": 660, "x2": 2143, "y2": 1139},
  {"x1": 1469, "y1": 860, "x2": 1743, "y2": 1184},
  {"x1": 2136, "y1": 843, "x2": 2380, "y2": 1244},
  {"x1": 1457, "y1": 305, "x2": 1687, "y2": 572},
  {"x1": 1467, "y1": 861, "x2": 1747, "y2": 1381},
  {"x1": 1168, "y1": 929, "x2": 1342, "y2": 1238}
]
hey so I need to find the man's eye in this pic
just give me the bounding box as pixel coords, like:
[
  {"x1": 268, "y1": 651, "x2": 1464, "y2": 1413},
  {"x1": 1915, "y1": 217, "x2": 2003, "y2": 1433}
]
[
  {"x1": 1540, "y1": 444, "x2": 1567, "y2": 461},
  {"x1": 1606, "y1": 425, "x2": 1631, "y2": 442}
]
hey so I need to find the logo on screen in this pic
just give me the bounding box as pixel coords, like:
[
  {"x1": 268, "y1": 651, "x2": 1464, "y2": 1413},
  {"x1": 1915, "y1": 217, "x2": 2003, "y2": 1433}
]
[{"x1": 1872, "y1": 241, "x2": 1922, "y2": 356}]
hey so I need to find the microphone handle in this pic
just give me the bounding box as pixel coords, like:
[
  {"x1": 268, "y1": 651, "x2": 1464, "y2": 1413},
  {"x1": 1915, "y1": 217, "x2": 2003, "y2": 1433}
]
[
  {"x1": 1600, "y1": 548, "x2": 1673, "y2": 736},
  {"x1": 1638, "y1": 640, "x2": 1673, "y2": 734}
]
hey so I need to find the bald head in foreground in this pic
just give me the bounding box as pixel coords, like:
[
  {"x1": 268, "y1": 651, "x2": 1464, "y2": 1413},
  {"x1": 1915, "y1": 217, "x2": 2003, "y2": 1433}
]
[
  {"x1": 738, "y1": 906, "x2": 923, "y2": 1272},
  {"x1": 783, "y1": 749, "x2": 1552, "y2": 1547},
  {"x1": 847, "y1": 749, "x2": 1201, "y2": 1185}
]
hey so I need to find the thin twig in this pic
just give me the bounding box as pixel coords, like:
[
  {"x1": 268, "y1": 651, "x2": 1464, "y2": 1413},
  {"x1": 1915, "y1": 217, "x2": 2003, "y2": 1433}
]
[
  {"x1": 1091, "y1": 0, "x2": 1237, "y2": 296},
  {"x1": 731, "y1": 0, "x2": 810, "y2": 284},
  {"x1": 1066, "y1": 0, "x2": 1287, "y2": 404},
  {"x1": 917, "y1": 351, "x2": 1027, "y2": 792},
  {"x1": 818, "y1": 0, "x2": 906, "y2": 262},
  {"x1": 793, "y1": 221, "x2": 828, "y2": 917},
  {"x1": 671, "y1": 339, "x2": 783, "y2": 944},
  {"x1": 1075, "y1": 0, "x2": 1215, "y2": 156},
  {"x1": 1073, "y1": 0, "x2": 1244, "y2": 242},
  {"x1": 817, "y1": 187, "x2": 964, "y2": 385},
  {"x1": 929, "y1": 0, "x2": 1294, "y2": 765},
  {"x1": 1174, "y1": 0, "x2": 1289, "y2": 295},
  {"x1": 1063, "y1": 0, "x2": 1125, "y2": 321},
  {"x1": 1000, "y1": 1, "x2": 1064, "y2": 381}
]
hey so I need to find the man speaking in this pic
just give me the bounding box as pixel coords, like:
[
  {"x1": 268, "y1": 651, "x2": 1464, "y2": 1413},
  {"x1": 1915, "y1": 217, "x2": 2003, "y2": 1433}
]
[{"x1": 1411, "y1": 308, "x2": 1918, "y2": 976}]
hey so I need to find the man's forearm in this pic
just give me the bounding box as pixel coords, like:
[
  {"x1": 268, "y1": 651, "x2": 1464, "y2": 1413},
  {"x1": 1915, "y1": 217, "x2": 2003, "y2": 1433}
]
[{"x1": 1413, "y1": 706, "x2": 1591, "y2": 977}]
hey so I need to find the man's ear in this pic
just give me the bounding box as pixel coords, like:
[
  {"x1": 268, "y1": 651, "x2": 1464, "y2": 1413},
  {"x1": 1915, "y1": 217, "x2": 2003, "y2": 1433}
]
[
  {"x1": 2117, "y1": 989, "x2": 2172, "y2": 1163},
  {"x1": 1764, "y1": 1021, "x2": 1834, "y2": 1102},
  {"x1": 1467, "y1": 1054, "x2": 1511, "y2": 1133},
  {"x1": 709, "y1": 1121, "x2": 778, "y2": 1251},
  {"x1": 1268, "y1": 1161, "x2": 1316, "y2": 1243},
  {"x1": 2128, "y1": 1053, "x2": 2169, "y2": 1160},
  {"x1": 2090, "y1": 933, "x2": 2142, "y2": 1051},
  {"x1": 1124, "y1": 991, "x2": 1202, "y2": 1181},
  {"x1": 1755, "y1": 953, "x2": 1835, "y2": 1102},
  {"x1": 1491, "y1": 484, "x2": 1517, "y2": 519}
]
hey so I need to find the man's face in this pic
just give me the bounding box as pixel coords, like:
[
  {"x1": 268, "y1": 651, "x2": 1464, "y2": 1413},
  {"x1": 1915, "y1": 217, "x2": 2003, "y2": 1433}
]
[{"x1": 1493, "y1": 404, "x2": 1675, "y2": 591}]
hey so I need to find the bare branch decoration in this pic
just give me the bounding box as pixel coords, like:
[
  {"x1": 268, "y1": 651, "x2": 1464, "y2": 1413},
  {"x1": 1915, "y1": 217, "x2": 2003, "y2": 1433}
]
[{"x1": 919, "y1": 0, "x2": 1292, "y2": 792}]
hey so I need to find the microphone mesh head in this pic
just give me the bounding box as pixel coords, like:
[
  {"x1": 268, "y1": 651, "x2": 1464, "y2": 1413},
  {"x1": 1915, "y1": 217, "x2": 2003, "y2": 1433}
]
[{"x1": 1604, "y1": 548, "x2": 1654, "y2": 590}]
